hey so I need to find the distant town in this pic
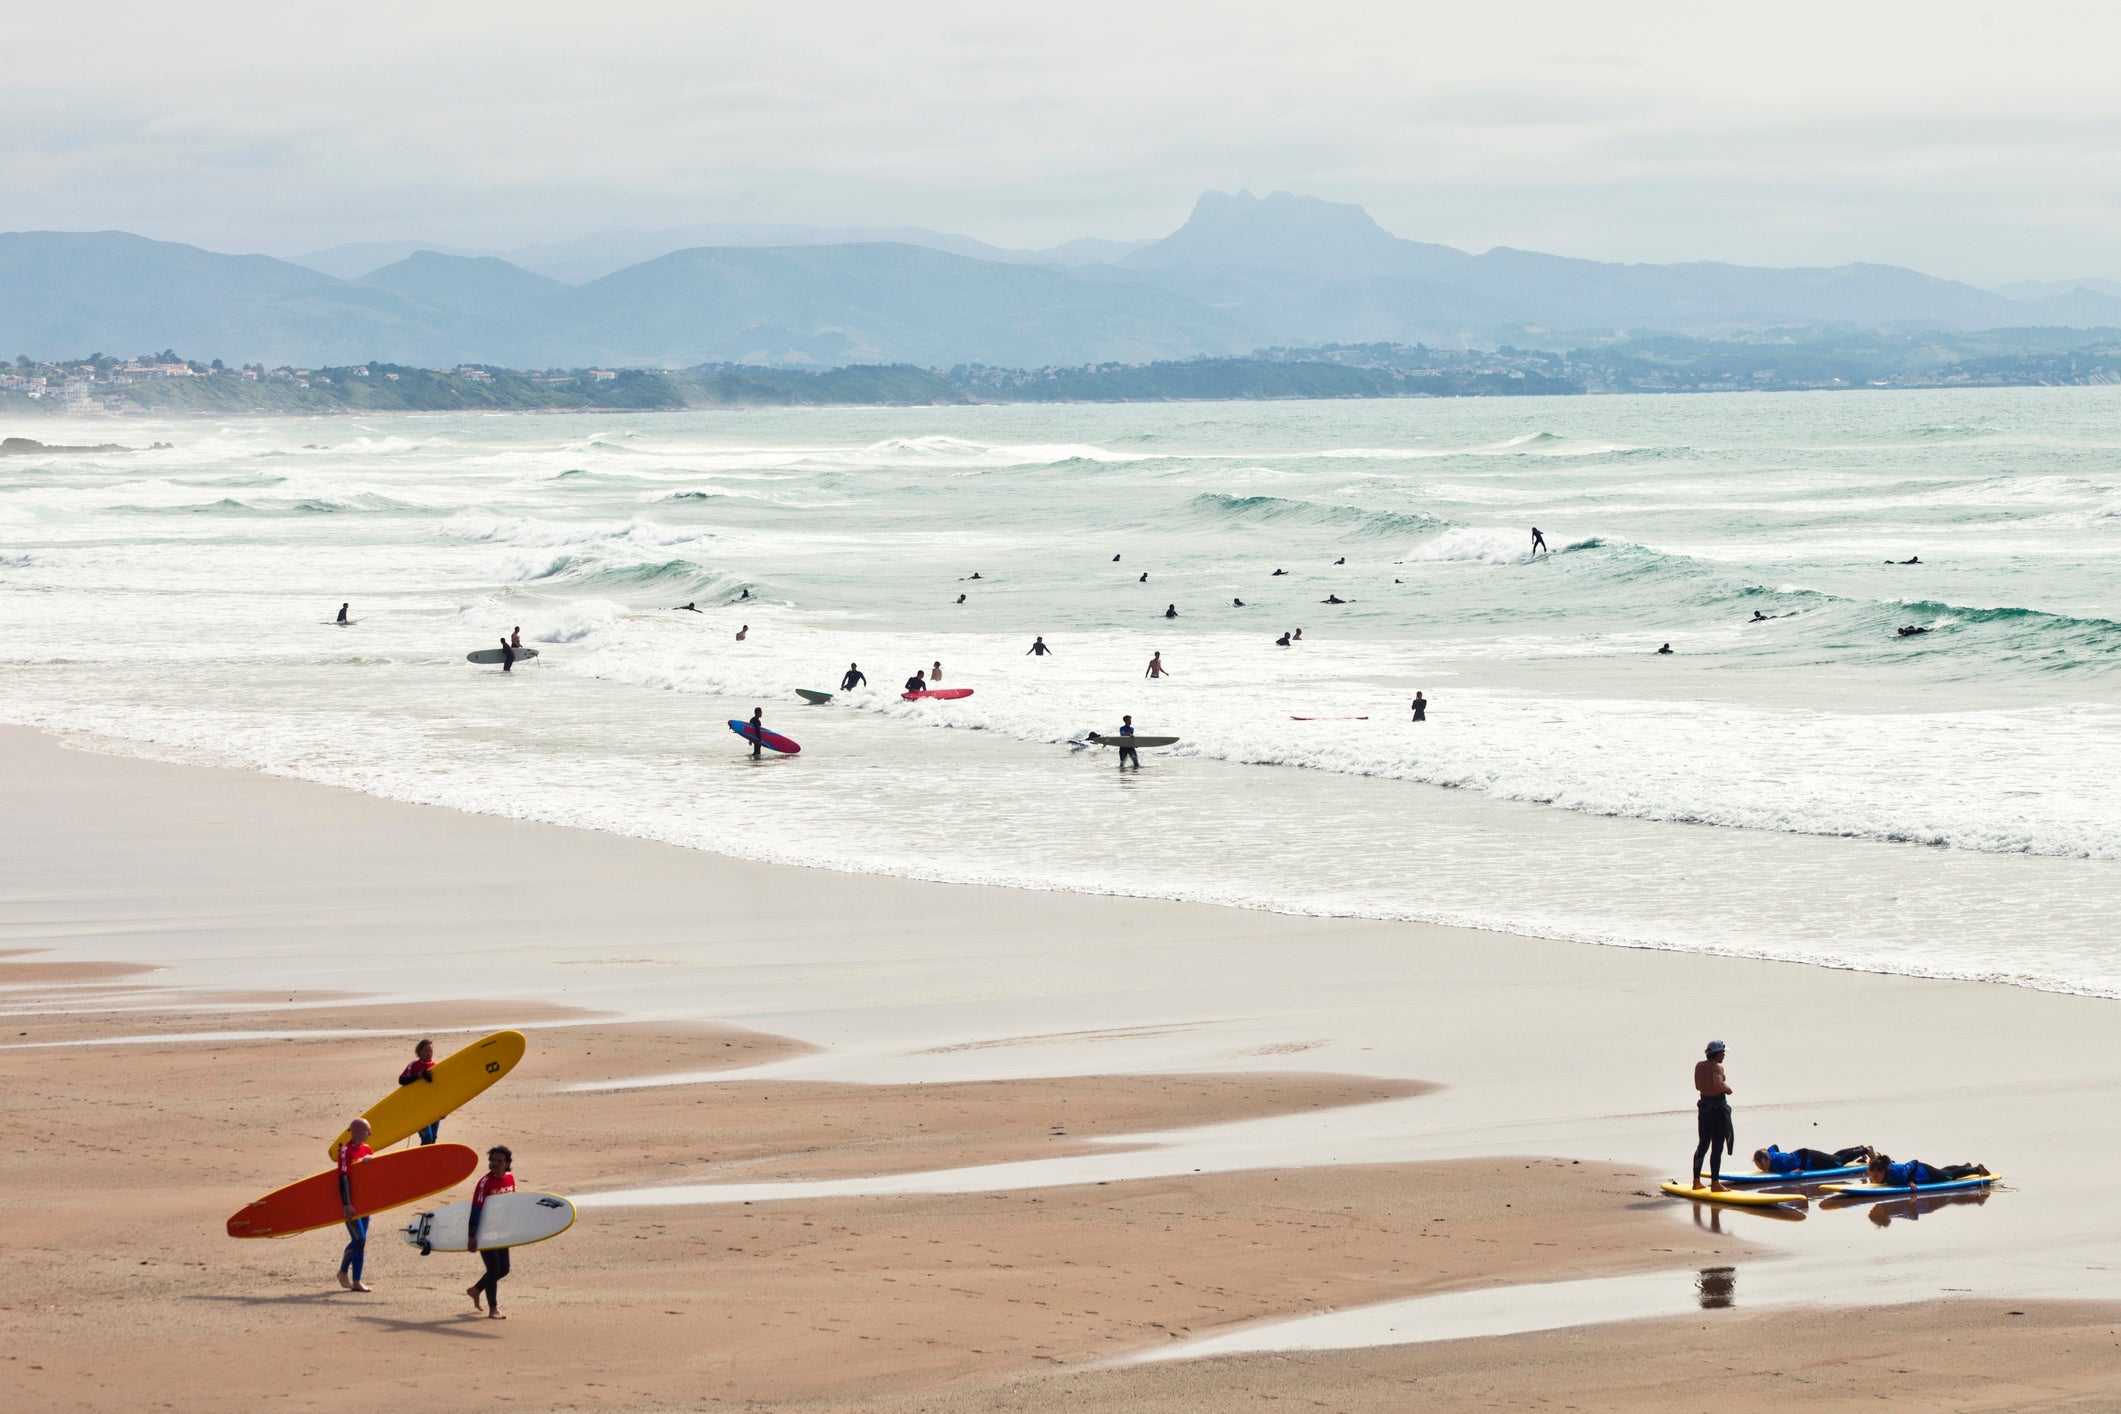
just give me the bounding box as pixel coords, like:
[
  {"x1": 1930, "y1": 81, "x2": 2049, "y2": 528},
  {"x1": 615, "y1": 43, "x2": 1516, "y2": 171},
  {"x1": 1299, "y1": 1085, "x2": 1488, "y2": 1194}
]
[{"x1": 5, "y1": 328, "x2": 2119, "y2": 415}]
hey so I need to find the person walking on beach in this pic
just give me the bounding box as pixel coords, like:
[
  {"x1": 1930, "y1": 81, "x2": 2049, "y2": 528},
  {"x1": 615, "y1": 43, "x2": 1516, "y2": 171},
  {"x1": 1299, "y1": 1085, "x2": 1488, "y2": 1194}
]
[
  {"x1": 840, "y1": 663, "x2": 866, "y2": 691},
  {"x1": 398, "y1": 1040, "x2": 439, "y2": 1144},
  {"x1": 747, "y1": 707, "x2": 765, "y2": 760},
  {"x1": 1411, "y1": 691, "x2": 1426, "y2": 722},
  {"x1": 499, "y1": 637, "x2": 515, "y2": 673},
  {"x1": 1146, "y1": 652, "x2": 1169, "y2": 679},
  {"x1": 1692, "y1": 1041, "x2": 1734, "y2": 1192},
  {"x1": 1531, "y1": 527, "x2": 1549, "y2": 555},
  {"x1": 466, "y1": 1145, "x2": 517, "y2": 1319},
  {"x1": 1027, "y1": 637, "x2": 1053, "y2": 656},
  {"x1": 337, "y1": 1117, "x2": 374, "y2": 1291},
  {"x1": 336, "y1": 603, "x2": 349, "y2": 624},
  {"x1": 1116, "y1": 715, "x2": 1139, "y2": 771}
]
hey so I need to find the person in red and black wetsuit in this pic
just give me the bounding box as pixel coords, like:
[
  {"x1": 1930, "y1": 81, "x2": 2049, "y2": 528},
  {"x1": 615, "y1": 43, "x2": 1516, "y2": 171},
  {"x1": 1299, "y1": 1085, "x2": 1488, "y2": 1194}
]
[
  {"x1": 465, "y1": 1145, "x2": 517, "y2": 1318},
  {"x1": 398, "y1": 1039, "x2": 439, "y2": 1144},
  {"x1": 336, "y1": 1117, "x2": 374, "y2": 1291}
]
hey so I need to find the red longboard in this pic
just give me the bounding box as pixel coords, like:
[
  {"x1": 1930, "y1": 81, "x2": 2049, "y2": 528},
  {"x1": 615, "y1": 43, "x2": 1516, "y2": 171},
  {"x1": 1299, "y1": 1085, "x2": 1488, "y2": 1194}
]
[
  {"x1": 227, "y1": 1143, "x2": 478, "y2": 1238},
  {"x1": 902, "y1": 688, "x2": 974, "y2": 701}
]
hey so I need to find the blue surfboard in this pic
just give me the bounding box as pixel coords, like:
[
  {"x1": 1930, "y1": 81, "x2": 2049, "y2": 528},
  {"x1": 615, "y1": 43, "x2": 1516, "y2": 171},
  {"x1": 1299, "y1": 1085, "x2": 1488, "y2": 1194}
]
[
  {"x1": 1717, "y1": 1163, "x2": 1869, "y2": 1187},
  {"x1": 1823, "y1": 1174, "x2": 1999, "y2": 1199}
]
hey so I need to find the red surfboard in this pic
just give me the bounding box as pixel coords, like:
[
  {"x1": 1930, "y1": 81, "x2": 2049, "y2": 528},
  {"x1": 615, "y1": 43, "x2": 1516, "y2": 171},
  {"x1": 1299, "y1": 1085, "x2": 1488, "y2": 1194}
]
[
  {"x1": 728, "y1": 719, "x2": 801, "y2": 754},
  {"x1": 227, "y1": 1143, "x2": 478, "y2": 1238},
  {"x1": 902, "y1": 688, "x2": 974, "y2": 701}
]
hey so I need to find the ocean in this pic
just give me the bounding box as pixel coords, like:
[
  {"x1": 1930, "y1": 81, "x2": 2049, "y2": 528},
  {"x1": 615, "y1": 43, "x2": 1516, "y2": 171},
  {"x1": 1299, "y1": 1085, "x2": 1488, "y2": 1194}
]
[{"x1": 5, "y1": 387, "x2": 2120, "y2": 995}]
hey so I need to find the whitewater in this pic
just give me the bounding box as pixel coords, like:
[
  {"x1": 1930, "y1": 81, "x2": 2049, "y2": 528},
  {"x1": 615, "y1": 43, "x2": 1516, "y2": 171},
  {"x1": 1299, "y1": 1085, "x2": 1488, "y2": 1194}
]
[{"x1": 5, "y1": 387, "x2": 2121, "y2": 994}]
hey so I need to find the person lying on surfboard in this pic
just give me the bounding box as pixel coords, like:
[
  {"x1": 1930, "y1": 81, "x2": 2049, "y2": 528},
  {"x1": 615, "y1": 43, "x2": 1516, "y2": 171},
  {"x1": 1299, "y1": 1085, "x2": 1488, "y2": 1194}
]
[
  {"x1": 1753, "y1": 1143, "x2": 1871, "y2": 1175},
  {"x1": 1864, "y1": 1154, "x2": 1990, "y2": 1188}
]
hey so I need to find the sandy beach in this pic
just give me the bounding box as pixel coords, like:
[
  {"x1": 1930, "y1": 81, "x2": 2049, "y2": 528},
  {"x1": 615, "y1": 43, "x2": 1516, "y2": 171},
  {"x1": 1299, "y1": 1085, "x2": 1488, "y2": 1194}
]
[{"x1": 7, "y1": 723, "x2": 2121, "y2": 1410}]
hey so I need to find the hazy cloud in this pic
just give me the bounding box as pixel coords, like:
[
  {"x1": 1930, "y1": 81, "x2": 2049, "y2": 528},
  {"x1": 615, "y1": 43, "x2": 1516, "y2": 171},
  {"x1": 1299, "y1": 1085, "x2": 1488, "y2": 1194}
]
[{"x1": 7, "y1": 0, "x2": 2120, "y2": 282}]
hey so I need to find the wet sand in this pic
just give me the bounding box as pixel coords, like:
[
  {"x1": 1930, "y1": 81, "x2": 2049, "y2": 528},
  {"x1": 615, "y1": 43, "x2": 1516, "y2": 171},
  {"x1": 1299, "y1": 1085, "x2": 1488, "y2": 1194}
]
[{"x1": 8, "y1": 725, "x2": 2121, "y2": 1408}]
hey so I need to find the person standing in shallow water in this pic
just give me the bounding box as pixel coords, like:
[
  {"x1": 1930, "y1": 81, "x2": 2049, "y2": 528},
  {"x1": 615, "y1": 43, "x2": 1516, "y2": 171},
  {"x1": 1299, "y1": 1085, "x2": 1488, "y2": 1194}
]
[
  {"x1": 499, "y1": 637, "x2": 515, "y2": 673},
  {"x1": 1692, "y1": 1040, "x2": 1734, "y2": 1191},
  {"x1": 1410, "y1": 692, "x2": 1426, "y2": 722},
  {"x1": 747, "y1": 706, "x2": 765, "y2": 760}
]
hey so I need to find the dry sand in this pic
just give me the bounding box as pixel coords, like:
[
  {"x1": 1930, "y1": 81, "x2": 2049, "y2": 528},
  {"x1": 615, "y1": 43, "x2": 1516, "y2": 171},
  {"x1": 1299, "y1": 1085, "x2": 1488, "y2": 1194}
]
[{"x1": 7, "y1": 725, "x2": 2121, "y2": 1409}]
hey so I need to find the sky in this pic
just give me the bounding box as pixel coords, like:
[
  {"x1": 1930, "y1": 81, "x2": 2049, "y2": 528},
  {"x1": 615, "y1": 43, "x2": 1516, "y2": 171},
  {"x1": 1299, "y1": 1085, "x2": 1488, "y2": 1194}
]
[{"x1": 7, "y1": 1, "x2": 2119, "y2": 284}]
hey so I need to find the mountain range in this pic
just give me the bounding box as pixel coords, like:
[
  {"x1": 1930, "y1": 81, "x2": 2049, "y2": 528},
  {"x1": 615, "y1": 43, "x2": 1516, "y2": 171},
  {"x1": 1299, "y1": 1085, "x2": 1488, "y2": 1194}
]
[{"x1": 6, "y1": 191, "x2": 2120, "y2": 369}]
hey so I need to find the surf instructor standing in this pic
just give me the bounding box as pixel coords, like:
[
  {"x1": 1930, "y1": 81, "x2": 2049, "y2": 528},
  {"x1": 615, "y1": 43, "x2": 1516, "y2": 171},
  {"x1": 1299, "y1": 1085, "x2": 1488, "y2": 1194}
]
[
  {"x1": 1691, "y1": 1041, "x2": 1734, "y2": 1192},
  {"x1": 336, "y1": 1117, "x2": 374, "y2": 1292}
]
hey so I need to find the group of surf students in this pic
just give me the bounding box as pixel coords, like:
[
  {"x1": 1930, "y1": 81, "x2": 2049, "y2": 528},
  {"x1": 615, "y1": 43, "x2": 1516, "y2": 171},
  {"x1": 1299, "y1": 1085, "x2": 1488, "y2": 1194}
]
[
  {"x1": 334, "y1": 1040, "x2": 520, "y2": 1317},
  {"x1": 1691, "y1": 1039, "x2": 1989, "y2": 1193}
]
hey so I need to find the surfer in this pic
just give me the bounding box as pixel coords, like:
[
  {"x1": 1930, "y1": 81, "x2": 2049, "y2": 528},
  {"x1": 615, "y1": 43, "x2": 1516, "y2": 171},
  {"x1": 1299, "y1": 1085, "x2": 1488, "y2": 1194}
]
[
  {"x1": 1140, "y1": 572, "x2": 1149, "y2": 583},
  {"x1": 1323, "y1": 595, "x2": 1346, "y2": 604},
  {"x1": 1027, "y1": 637, "x2": 1053, "y2": 656},
  {"x1": 1275, "y1": 632, "x2": 1291, "y2": 646},
  {"x1": 1272, "y1": 568, "x2": 1287, "y2": 576},
  {"x1": 1116, "y1": 715, "x2": 1139, "y2": 771},
  {"x1": 957, "y1": 594, "x2": 966, "y2": 604},
  {"x1": 672, "y1": 602, "x2": 700, "y2": 612},
  {"x1": 499, "y1": 638, "x2": 515, "y2": 673},
  {"x1": 747, "y1": 707, "x2": 765, "y2": 759},
  {"x1": 1898, "y1": 625, "x2": 1930, "y2": 636},
  {"x1": 931, "y1": 661, "x2": 943, "y2": 684},
  {"x1": 1656, "y1": 642, "x2": 1673, "y2": 654},
  {"x1": 1145, "y1": 652, "x2": 1169, "y2": 679},
  {"x1": 736, "y1": 625, "x2": 749, "y2": 641},
  {"x1": 1751, "y1": 610, "x2": 1770, "y2": 622},
  {"x1": 1233, "y1": 598, "x2": 1245, "y2": 607},
  {"x1": 465, "y1": 1145, "x2": 517, "y2": 1318},
  {"x1": 969, "y1": 572, "x2": 982, "y2": 580},
  {"x1": 1753, "y1": 1143, "x2": 1872, "y2": 1175},
  {"x1": 1333, "y1": 556, "x2": 1345, "y2": 565},
  {"x1": 1292, "y1": 628, "x2": 1303, "y2": 642},
  {"x1": 1531, "y1": 527, "x2": 1549, "y2": 555},
  {"x1": 1411, "y1": 691, "x2": 1426, "y2": 722},
  {"x1": 336, "y1": 603, "x2": 349, "y2": 623},
  {"x1": 1163, "y1": 604, "x2": 1177, "y2": 619},
  {"x1": 904, "y1": 670, "x2": 927, "y2": 693},
  {"x1": 739, "y1": 587, "x2": 751, "y2": 600},
  {"x1": 1691, "y1": 1040, "x2": 1734, "y2": 1192},
  {"x1": 1112, "y1": 554, "x2": 1120, "y2": 562},
  {"x1": 398, "y1": 1040, "x2": 438, "y2": 1145},
  {"x1": 1891, "y1": 556, "x2": 1921, "y2": 565},
  {"x1": 1864, "y1": 1153, "x2": 1990, "y2": 1189},
  {"x1": 336, "y1": 1117, "x2": 374, "y2": 1291},
  {"x1": 840, "y1": 663, "x2": 866, "y2": 691}
]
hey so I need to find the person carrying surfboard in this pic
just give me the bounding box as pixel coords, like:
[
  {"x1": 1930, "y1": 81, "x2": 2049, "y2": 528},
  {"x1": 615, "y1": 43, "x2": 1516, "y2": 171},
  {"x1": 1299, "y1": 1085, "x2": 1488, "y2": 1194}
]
[
  {"x1": 1691, "y1": 1041, "x2": 1735, "y2": 1192},
  {"x1": 466, "y1": 1146, "x2": 517, "y2": 1318},
  {"x1": 337, "y1": 1117, "x2": 375, "y2": 1291},
  {"x1": 398, "y1": 1040, "x2": 439, "y2": 1144},
  {"x1": 1117, "y1": 716, "x2": 1139, "y2": 771},
  {"x1": 747, "y1": 707, "x2": 765, "y2": 760},
  {"x1": 498, "y1": 637, "x2": 515, "y2": 673}
]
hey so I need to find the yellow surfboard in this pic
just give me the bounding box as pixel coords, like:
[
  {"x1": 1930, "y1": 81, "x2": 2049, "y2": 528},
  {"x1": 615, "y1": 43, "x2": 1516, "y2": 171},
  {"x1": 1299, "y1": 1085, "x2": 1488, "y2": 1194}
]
[
  {"x1": 329, "y1": 1029, "x2": 527, "y2": 1159},
  {"x1": 1660, "y1": 1179, "x2": 1808, "y2": 1208}
]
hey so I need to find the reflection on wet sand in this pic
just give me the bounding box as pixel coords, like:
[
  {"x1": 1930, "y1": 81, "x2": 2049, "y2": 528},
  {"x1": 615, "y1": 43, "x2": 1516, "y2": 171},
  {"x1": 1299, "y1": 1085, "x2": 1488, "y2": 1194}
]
[
  {"x1": 1865, "y1": 1190, "x2": 1993, "y2": 1229},
  {"x1": 1696, "y1": 1265, "x2": 1737, "y2": 1309}
]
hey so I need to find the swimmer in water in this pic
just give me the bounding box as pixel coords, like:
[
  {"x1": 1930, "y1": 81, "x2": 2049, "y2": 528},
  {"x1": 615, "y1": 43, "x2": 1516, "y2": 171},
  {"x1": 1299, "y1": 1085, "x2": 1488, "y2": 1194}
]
[
  {"x1": 840, "y1": 663, "x2": 867, "y2": 691},
  {"x1": 672, "y1": 602, "x2": 700, "y2": 612},
  {"x1": 509, "y1": 627, "x2": 521, "y2": 648},
  {"x1": 1292, "y1": 628, "x2": 1303, "y2": 642},
  {"x1": 1163, "y1": 604, "x2": 1177, "y2": 619},
  {"x1": 1656, "y1": 642, "x2": 1673, "y2": 654},
  {"x1": 1751, "y1": 610, "x2": 1770, "y2": 622},
  {"x1": 931, "y1": 661, "x2": 943, "y2": 684},
  {"x1": 1027, "y1": 636, "x2": 1053, "y2": 656},
  {"x1": 735, "y1": 624, "x2": 748, "y2": 641},
  {"x1": 1323, "y1": 595, "x2": 1345, "y2": 605},
  {"x1": 1275, "y1": 632, "x2": 1291, "y2": 647},
  {"x1": 1145, "y1": 652, "x2": 1169, "y2": 679},
  {"x1": 1233, "y1": 597, "x2": 1245, "y2": 607}
]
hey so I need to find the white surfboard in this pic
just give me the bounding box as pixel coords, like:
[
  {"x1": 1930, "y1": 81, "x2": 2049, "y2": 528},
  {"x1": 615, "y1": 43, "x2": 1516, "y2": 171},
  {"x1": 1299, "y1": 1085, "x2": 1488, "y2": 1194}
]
[
  {"x1": 466, "y1": 647, "x2": 539, "y2": 665},
  {"x1": 401, "y1": 1191, "x2": 576, "y2": 1251}
]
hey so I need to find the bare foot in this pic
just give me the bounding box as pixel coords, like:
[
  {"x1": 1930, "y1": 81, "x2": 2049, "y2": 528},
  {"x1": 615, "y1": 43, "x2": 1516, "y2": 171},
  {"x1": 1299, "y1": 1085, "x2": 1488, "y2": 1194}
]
[
  {"x1": 351, "y1": 1281, "x2": 373, "y2": 1293},
  {"x1": 467, "y1": 1285, "x2": 483, "y2": 1312},
  {"x1": 337, "y1": 1271, "x2": 352, "y2": 1290},
  {"x1": 487, "y1": 1310, "x2": 507, "y2": 1320},
  {"x1": 1708, "y1": 1181, "x2": 1727, "y2": 1192}
]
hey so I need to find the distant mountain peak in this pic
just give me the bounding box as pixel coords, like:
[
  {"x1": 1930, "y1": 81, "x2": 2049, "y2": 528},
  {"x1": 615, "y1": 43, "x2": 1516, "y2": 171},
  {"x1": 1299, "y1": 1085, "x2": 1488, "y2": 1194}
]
[{"x1": 1125, "y1": 189, "x2": 1468, "y2": 279}]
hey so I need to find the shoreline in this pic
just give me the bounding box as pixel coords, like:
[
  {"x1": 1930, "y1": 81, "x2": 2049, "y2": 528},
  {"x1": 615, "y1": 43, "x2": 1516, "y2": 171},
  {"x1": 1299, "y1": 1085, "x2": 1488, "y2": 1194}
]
[{"x1": 11, "y1": 723, "x2": 2121, "y2": 1405}]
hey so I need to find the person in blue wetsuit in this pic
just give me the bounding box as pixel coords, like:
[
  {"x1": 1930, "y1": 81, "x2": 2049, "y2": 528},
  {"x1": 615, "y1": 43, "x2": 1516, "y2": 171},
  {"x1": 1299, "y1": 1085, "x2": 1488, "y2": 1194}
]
[
  {"x1": 1865, "y1": 1154, "x2": 1989, "y2": 1187},
  {"x1": 1752, "y1": 1143, "x2": 1870, "y2": 1174},
  {"x1": 398, "y1": 1039, "x2": 439, "y2": 1144},
  {"x1": 1116, "y1": 715, "x2": 1139, "y2": 771}
]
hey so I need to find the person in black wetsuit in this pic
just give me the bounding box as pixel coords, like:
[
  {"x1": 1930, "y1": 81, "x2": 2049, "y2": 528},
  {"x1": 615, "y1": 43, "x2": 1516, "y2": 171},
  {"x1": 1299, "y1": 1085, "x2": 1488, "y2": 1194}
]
[
  {"x1": 1323, "y1": 595, "x2": 1345, "y2": 604},
  {"x1": 904, "y1": 670, "x2": 927, "y2": 693},
  {"x1": 1691, "y1": 1040, "x2": 1734, "y2": 1190},
  {"x1": 499, "y1": 638, "x2": 515, "y2": 673},
  {"x1": 672, "y1": 602, "x2": 700, "y2": 612},
  {"x1": 1752, "y1": 1144, "x2": 1871, "y2": 1175},
  {"x1": 1656, "y1": 643, "x2": 1673, "y2": 655},
  {"x1": 1271, "y1": 568, "x2": 1287, "y2": 576},
  {"x1": 739, "y1": 587, "x2": 751, "y2": 600},
  {"x1": 1027, "y1": 637, "x2": 1052, "y2": 656},
  {"x1": 1139, "y1": 572, "x2": 1148, "y2": 583},
  {"x1": 840, "y1": 663, "x2": 867, "y2": 691},
  {"x1": 956, "y1": 593, "x2": 966, "y2": 603},
  {"x1": 1233, "y1": 598, "x2": 1245, "y2": 607},
  {"x1": 747, "y1": 707, "x2": 765, "y2": 759},
  {"x1": 1411, "y1": 692, "x2": 1426, "y2": 722},
  {"x1": 1275, "y1": 632, "x2": 1291, "y2": 646},
  {"x1": 1333, "y1": 556, "x2": 1345, "y2": 565},
  {"x1": 1751, "y1": 610, "x2": 1770, "y2": 622},
  {"x1": 1898, "y1": 625, "x2": 1930, "y2": 636},
  {"x1": 399, "y1": 1039, "x2": 439, "y2": 1144},
  {"x1": 1116, "y1": 715, "x2": 1139, "y2": 771},
  {"x1": 1531, "y1": 527, "x2": 1549, "y2": 555},
  {"x1": 336, "y1": 603, "x2": 349, "y2": 623},
  {"x1": 1163, "y1": 604, "x2": 1177, "y2": 619},
  {"x1": 1111, "y1": 554, "x2": 1120, "y2": 562}
]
